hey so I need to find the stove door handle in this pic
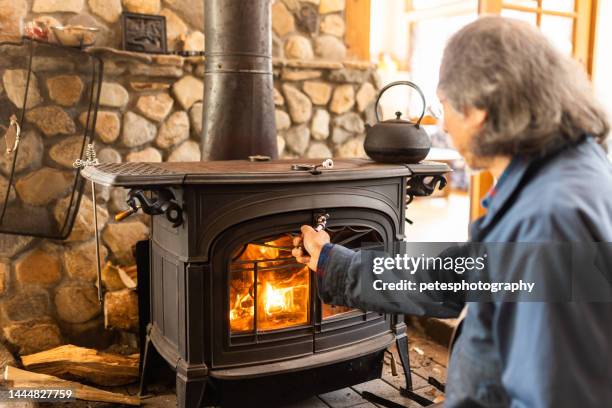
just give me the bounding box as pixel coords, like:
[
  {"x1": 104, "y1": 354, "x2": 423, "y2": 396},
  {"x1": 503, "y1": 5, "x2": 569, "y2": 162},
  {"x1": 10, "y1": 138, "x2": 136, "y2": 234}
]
[
  {"x1": 115, "y1": 205, "x2": 140, "y2": 222},
  {"x1": 115, "y1": 188, "x2": 183, "y2": 227},
  {"x1": 299, "y1": 213, "x2": 330, "y2": 256},
  {"x1": 314, "y1": 213, "x2": 330, "y2": 231}
]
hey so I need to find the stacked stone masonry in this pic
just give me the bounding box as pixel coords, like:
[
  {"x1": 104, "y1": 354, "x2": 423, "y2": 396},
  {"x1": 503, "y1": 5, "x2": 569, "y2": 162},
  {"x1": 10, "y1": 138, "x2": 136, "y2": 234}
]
[
  {"x1": 0, "y1": 0, "x2": 380, "y2": 357},
  {"x1": 1, "y1": 0, "x2": 350, "y2": 59}
]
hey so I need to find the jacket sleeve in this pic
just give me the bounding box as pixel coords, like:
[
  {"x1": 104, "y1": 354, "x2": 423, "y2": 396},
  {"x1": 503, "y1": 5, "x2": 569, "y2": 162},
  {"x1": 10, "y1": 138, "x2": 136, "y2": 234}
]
[{"x1": 315, "y1": 243, "x2": 465, "y2": 318}]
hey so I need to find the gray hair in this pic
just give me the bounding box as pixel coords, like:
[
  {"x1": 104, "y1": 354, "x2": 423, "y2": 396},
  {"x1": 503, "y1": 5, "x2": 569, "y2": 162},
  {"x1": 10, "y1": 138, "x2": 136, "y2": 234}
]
[{"x1": 438, "y1": 16, "x2": 609, "y2": 157}]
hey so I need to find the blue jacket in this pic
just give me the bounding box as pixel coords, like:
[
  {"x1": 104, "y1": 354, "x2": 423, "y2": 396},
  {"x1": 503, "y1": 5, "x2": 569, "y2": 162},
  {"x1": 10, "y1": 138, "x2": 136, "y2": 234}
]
[{"x1": 316, "y1": 137, "x2": 612, "y2": 407}]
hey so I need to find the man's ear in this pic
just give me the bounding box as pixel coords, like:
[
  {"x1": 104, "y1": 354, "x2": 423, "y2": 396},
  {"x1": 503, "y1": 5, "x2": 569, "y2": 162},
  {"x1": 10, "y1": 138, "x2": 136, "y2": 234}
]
[{"x1": 464, "y1": 106, "x2": 487, "y2": 130}]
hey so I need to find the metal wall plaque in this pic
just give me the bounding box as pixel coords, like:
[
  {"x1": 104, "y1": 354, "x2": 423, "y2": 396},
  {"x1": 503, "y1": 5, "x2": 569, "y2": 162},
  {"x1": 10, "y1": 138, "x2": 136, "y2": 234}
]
[{"x1": 121, "y1": 12, "x2": 167, "y2": 54}]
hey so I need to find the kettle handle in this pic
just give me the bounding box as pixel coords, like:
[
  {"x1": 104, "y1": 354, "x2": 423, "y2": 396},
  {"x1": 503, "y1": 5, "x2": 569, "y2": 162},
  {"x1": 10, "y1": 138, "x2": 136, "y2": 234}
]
[{"x1": 374, "y1": 81, "x2": 427, "y2": 128}]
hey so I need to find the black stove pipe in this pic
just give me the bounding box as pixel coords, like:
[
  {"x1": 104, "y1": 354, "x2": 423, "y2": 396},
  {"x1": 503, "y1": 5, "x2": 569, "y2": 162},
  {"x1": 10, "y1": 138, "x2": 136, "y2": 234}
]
[{"x1": 202, "y1": 0, "x2": 278, "y2": 160}]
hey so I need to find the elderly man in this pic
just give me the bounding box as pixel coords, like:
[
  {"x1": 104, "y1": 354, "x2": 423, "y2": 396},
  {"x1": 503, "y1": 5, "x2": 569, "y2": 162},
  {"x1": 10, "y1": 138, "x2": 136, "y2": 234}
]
[{"x1": 293, "y1": 17, "x2": 612, "y2": 408}]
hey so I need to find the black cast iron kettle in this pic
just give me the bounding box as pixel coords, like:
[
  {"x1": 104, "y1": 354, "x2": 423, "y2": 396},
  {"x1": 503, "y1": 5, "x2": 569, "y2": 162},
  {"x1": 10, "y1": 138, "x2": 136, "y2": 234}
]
[{"x1": 364, "y1": 81, "x2": 432, "y2": 164}]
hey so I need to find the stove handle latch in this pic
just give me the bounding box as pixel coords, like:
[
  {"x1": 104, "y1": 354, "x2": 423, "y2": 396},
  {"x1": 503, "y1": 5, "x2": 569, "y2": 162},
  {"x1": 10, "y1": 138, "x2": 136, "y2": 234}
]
[
  {"x1": 314, "y1": 212, "x2": 330, "y2": 232},
  {"x1": 115, "y1": 188, "x2": 183, "y2": 228}
]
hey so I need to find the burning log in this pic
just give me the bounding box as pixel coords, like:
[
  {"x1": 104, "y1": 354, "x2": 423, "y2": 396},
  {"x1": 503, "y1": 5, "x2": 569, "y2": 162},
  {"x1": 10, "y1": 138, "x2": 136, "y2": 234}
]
[
  {"x1": 3, "y1": 366, "x2": 140, "y2": 406},
  {"x1": 104, "y1": 289, "x2": 139, "y2": 331},
  {"x1": 20, "y1": 345, "x2": 138, "y2": 386},
  {"x1": 229, "y1": 237, "x2": 310, "y2": 333}
]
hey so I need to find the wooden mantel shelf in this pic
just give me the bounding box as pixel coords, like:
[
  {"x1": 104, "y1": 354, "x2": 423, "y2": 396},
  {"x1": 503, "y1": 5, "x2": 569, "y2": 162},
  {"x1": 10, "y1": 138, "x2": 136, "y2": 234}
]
[{"x1": 86, "y1": 46, "x2": 376, "y2": 71}]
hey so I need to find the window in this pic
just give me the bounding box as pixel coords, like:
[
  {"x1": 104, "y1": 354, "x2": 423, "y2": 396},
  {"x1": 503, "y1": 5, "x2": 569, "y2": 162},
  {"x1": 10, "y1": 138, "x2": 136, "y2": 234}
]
[
  {"x1": 481, "y1": 0, "x2": 597, "y2": 70},
  {"x1": 346, "y1": 0, "x2": 600, "y2": 226},
  {"x1": 409, "y1": 1, "x2": 479, "y2": 110},
  {"x1": 500, "y1": 0, "x2": 577, "y2": 55}
]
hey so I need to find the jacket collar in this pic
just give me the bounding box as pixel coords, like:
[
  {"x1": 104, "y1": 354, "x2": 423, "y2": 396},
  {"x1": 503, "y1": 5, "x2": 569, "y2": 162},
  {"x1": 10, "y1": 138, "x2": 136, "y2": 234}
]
[
  {"x1": 470, "y1": 156, "x2": 532, "y2": 238},
  {"x1": 469, "y1": 135, "x2": 596, "y2": 240}
]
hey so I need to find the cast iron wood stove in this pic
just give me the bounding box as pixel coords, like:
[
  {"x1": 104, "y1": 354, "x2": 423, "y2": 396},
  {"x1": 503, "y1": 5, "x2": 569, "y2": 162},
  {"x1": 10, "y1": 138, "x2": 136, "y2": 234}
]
[{"x1": 82, "y1": 158, "x2": 449, "y2": 407}]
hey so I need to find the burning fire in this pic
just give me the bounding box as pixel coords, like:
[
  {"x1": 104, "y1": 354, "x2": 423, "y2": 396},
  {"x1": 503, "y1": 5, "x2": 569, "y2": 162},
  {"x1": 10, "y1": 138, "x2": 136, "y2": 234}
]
[
  {"x1": 228, "y1": 235, "x2": 357, "y2": 334},
  {"x1": 264, "y1": 282, "x2": 295, "y2": 315},
  {"x1": 229, "y1": 237, "x2": 310, "y2": 333}
]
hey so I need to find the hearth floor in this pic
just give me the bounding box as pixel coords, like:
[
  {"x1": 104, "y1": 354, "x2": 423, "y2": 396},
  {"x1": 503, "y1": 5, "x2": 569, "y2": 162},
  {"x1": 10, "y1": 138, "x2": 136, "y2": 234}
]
[{"x1": 39, "y1": 327, "x2": 447, "y2": 408}]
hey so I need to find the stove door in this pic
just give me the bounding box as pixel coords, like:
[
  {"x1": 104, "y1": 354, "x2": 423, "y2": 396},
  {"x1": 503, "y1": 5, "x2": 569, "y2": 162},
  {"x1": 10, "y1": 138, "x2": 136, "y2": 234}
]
[
  {"x1": 0, "y1": 38, "x2": 102, "y2": 239},
  {"x1": 210, "y1": 209, "x2": 394, "y2": 368}
]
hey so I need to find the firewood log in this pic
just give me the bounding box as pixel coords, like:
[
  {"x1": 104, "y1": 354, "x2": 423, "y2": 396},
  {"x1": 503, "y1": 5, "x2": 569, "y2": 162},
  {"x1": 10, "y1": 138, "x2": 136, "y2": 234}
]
[
  {"x1": 3, "y1": 366, "x2": 140, "y2": 406},
  {"x1": 118, "y1": 265, "x2": 138, "y2": 290},
  {"x1": 104, "y1": 289, "x2": 139, "y2": 331},
  {"x1": 21, "y1": 345, "x2": 138, "y2": 386},
  {"x1": 100, "y1": 261, "x2": 127, "y2": 291}
]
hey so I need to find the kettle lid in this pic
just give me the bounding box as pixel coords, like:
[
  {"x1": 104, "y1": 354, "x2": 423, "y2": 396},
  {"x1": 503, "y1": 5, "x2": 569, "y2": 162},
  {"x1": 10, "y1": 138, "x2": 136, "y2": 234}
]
[{"x1": 381, "y1": 111, "x2": 411, "y2": 124}]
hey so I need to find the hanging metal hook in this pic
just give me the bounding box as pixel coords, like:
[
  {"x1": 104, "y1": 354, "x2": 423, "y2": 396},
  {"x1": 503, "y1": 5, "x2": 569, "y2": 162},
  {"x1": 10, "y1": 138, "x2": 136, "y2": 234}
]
[
  {"x1": 73, "y1": 144, "x2": 104, "y2": 304},
  {"x1": 4, "y1": 114, "x2": 21, "y2": 155}
]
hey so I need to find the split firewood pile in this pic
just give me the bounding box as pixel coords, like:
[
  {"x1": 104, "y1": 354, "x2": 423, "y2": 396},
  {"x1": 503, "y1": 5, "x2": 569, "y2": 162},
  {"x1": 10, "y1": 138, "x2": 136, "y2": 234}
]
[
  {"x1": 3, "y1": 345, "x2": 140, "y2": 405},
  {"x1": 100, "y1": 262, "x2": 139, "y2": 332},
  {"x1": 0, "y1": 263, "x2": 143, "y2": 405}
]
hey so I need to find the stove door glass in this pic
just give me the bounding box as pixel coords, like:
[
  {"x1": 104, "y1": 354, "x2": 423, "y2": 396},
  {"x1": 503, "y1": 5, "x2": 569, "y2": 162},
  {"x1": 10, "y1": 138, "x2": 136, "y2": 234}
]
[
  {"x1": 228, "y1": 225, "x2": 385, "y2": 333},
  {"x1": 229, "y1": 234, "x2": 310, "y2": 333}
]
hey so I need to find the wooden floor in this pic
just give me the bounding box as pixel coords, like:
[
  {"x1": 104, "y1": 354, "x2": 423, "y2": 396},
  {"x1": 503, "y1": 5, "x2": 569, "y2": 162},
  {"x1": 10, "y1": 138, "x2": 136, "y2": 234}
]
[
  {"x1": 406, "y1": 193, "x2": 470, "y2": 243},
  {"x1": 40, "y1": 328, "x2": 448, "y2": 407},
  {"x1": 278, "y1": 328, "x2": 448, "y2": 408}
]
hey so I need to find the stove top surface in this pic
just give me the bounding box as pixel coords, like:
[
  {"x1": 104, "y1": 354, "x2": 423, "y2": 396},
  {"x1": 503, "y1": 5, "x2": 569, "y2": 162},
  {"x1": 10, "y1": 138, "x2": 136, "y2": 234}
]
[{"x1": 81, "y1": 158, "x2": 451, "y2": 187}]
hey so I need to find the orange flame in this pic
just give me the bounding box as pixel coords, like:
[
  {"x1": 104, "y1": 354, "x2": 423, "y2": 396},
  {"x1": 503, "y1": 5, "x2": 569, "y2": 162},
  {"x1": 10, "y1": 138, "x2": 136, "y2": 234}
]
[
  {"x1": 229, "y1": 237, "x2": 309, "y2": 333},
  {"x1": 228, "y1": 236, "x2": 356, "y2": 334}
]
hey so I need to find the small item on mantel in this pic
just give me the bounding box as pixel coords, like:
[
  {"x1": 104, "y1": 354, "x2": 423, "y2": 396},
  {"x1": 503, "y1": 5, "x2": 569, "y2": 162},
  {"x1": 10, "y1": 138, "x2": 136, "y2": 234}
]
[
  {"x1": 21, "y1": 344, "x2": 139, "y2": 387},
  {"x1": 172, "y1": 33, "x2": 205, "y2": 57},
  {"x1": 51, "y1": 25, "x2": 99, "y2": 48},
  {"x1": 170, "y1": 50, "x2": 206, "y2": 57},
  {"x1": 24, "y1": 20, "x2": 51, "y2": 41}
]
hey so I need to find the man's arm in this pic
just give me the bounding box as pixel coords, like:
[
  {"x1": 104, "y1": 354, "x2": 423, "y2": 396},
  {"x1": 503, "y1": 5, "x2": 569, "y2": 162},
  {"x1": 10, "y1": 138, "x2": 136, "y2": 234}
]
[
  {"x1": 293, "y1": 226, "x2": 465, "y2": 318},
  {"x1": 317, "y1": 243, "x2": 465, "y2": 317}
]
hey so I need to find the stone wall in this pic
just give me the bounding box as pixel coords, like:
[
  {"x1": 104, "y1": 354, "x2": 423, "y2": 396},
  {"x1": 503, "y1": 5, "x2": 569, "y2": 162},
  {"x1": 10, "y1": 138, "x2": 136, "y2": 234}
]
[
  {"x1": 0, "y1": 0, "x2": 379, "y2": 357},
  {"x1": 2, "y1": 0, "x2": 351, "y2": 60}
]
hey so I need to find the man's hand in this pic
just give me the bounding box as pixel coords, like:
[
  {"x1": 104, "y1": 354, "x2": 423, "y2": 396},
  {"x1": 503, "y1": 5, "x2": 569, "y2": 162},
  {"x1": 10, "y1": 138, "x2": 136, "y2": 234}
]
[{"x1": 292, "y1": 225, "x2": 331, "y2": 271}]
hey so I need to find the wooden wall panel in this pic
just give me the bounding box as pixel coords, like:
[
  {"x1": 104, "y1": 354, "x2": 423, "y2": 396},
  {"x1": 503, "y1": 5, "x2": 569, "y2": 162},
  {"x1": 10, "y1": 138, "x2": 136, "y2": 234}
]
[{"x1": 345, "y1": 0, "x2": 372, "y2": 61}]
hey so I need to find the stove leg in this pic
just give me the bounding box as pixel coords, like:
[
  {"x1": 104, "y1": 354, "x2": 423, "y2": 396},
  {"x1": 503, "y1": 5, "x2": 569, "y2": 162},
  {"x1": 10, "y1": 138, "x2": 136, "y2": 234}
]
[
  {"x1": 176, "y1": 374, "x2": 207, "y2": 408},
  {"x1": 392, "y1": 316, "x2": 413, "y2": 392},
  {"x1": 138, "y1": 324, "x2": 153, "y2": 398},
  {"x1": 395, "y1": 333, "x2": 413, "y2": 392}
]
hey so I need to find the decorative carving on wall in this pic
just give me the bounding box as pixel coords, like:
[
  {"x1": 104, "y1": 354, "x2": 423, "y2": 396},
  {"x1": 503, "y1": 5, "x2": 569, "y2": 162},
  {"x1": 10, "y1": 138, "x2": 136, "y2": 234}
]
[{"x1": 121, "y1": 12, "x2": 167, "y2": 54}]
